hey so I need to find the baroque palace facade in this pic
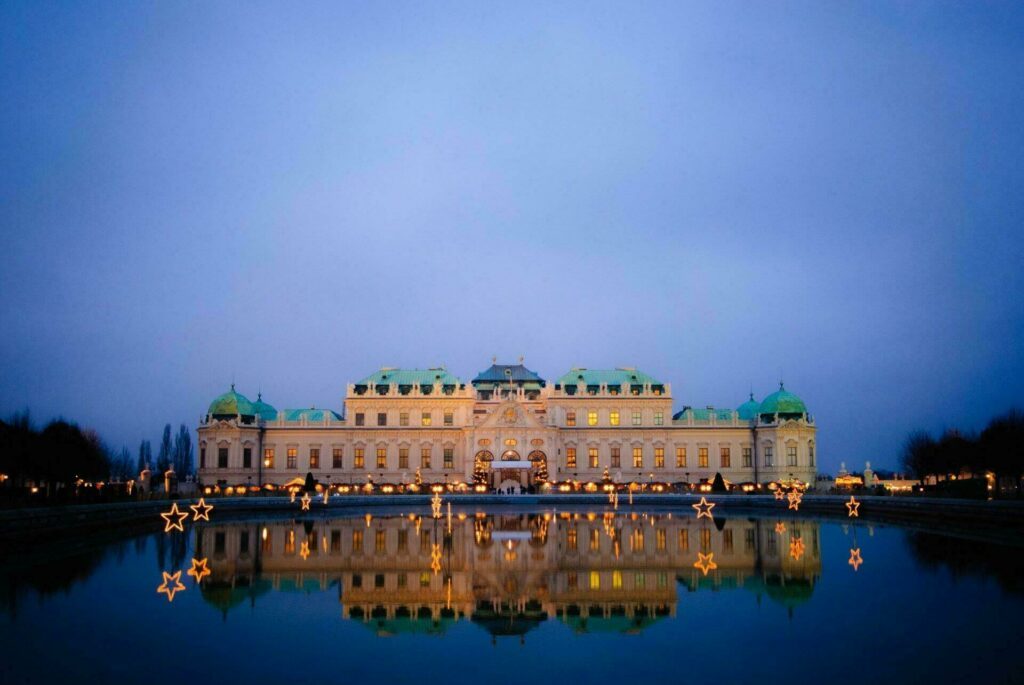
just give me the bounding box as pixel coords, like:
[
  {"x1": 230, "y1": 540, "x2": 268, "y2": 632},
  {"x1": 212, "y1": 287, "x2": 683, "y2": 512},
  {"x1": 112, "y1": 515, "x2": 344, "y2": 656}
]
[{"x1": 197, "y1": 362, "x2": 817, "y2": 489}]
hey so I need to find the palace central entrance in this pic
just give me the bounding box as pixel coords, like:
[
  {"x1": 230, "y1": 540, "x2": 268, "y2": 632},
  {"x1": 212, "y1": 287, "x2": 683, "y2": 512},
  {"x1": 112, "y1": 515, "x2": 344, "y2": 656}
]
[{"x1": 475, "y1": 449, "x2": 548, "y2": 491}]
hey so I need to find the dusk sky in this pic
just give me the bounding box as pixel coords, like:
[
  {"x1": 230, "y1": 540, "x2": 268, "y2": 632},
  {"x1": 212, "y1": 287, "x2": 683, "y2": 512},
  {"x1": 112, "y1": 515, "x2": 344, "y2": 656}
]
[{"x1": 2, "y1": 2, "x2": 1022, "y2": 473}]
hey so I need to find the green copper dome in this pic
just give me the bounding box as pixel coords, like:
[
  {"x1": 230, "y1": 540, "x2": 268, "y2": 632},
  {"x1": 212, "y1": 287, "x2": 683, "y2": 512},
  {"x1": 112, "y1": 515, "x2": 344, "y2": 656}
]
[
  {"x1": 737, "y1": 393, "x2": 761, "y2": 421},
  {"x1": 251, "y1": 393, "x2": 278, "y2": 421},
  {"x1": 207, "y1": 385, "x2": 256, "y2": 417},
  {"x1": 758, "y1": 383, "x2": 807, "y2": 417}
]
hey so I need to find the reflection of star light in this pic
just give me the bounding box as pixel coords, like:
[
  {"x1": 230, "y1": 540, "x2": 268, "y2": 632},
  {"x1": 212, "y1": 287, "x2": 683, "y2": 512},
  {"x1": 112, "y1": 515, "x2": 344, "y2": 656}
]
[
  {"x1": 160, "y1": 503, "x2": 189, "y2": 532},
  {"x1": 300, "y1": 540, "x2": 310, "y2": 560},
  {"x1": 431, "y1": 492, "x2": 442, "y2": 519},
  {"x1": 189, "y1": 498, "x2": 213, "y2": 522},
  {"x1": 694, "y1": 552, "x2": 718, "y2": 576},
  {"x1": 787, "y1": 490, "x2": 803, "y2": 511},
  {"x1": 300, "y1": 493, "x2": 311, "y2": 511},
  {"x1": 848, "y1": 547, "x2": 863, "y2": 571},
  {"x1": 692, "y1": 497, "x2": 715, "y2": 519},
  {"x1": 323, "y1": 489, "x2": 330, "y2": 505},
  {"x1": 430, "y1": 543, "x2": 442, "y2": 575},
  {"x1": 774, "y1": 488, "x2": 786, "y2": 501},
  {"x1": 157, "y1": 570, "x2": 185, "y2": 601},
  {"x1": 789, "y1": 538, "x2": 805, "y2": 560},
  {"x1": 187, "y1": 557, "x2": 210, "y2": 583},
  {"x1": 290, "y1": 490, "x2": 296, "y2": 503},
  {"x1": 846, "y1": 496, "x2": 860, "y2": 517},
  {"x1": 775, "y1": 522, "x2": 786, "y2": 534}
]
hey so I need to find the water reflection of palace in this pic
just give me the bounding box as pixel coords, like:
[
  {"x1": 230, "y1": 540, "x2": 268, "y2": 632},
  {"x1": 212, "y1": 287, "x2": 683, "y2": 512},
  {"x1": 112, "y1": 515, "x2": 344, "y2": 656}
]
[{"x1": 195, "y1": 513, "x2": 821, "y2": 635}]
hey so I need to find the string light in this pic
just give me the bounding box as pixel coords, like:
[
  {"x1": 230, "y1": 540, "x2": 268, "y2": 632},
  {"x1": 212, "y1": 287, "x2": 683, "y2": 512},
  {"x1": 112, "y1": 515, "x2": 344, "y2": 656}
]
[
  {"x1": 692, "y1": 496, "x2": 715, "y2": 519},
  {"x1": 848, "y1": 547, "x2": 863, "y2": 571},
  {"x1": 693, "y1": 552, "x2": 717, "y2": 576},
  {"x1": 846, "y1": 496, "x2": 860, "y2": 517},
  {"x1": 160, "y1": 503, "x2": 189, "y2": 533},
  {"x1": 187, "y1": 557, "x2": 210, "y2": 583},
  {"x1": 189, "y1": 498, "x2": 213, "y2": 522},
  {"x1": 774, "y1": 488, "x2": 786, "y2": 501},
  {"x1": 156, "y1": 570, "x2": 185, "y2": 602},
  {"x1": 300, "y1": 492, "x2": 311, "y2": 511},
  {"x1": 300, "y1": 540, "x2": 310, "y2": 560},
  {"x1": 430, "y1": 542, "x2": 442, "y2": 575},
  {"x1": 787, "y1": 490, "x2": 803, "y2": 511},
  {"x1": 431, "y1": 492, "x2": 442, "y2": 519},
  {"x1": 775, "y1": 522, "x2": 786, "y2": 534}
]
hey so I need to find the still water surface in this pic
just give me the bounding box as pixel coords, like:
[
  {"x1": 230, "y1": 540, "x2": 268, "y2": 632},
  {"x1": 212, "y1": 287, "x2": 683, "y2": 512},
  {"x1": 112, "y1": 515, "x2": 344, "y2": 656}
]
[{"x1": 1, "y1": 506, "x2": 1022, "y2": 684}]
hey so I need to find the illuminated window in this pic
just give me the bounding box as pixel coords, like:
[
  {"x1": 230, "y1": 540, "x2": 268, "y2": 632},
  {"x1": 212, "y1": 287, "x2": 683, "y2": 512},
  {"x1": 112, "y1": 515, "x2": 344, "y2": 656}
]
[
  {"x1": 444, "y1": 411, "x2": 453, "y2": 426},
  {"x1": 284, "y1": 530, "x2": 295, "y2": 555},
  {"x1": 399, "y1": 448, "x2": 409, "y2": 469},
  {"x1": 377, "y1": 412, "x2": 387, "y2": 426},
  {"x1": 764, "y1": 446, "x2": 774, "y2": 467},
  {"x1": 589, "y1": 447, "x2": 599, "y2": 468},
  {"x1": 590, "y1": 571, "x2": 600, "y2": 589},
  {"x1": 610, "y1": 410, "x2": 620, "y2": 426},
  {"x1": 218, "y1": 447, "x2": 228, "y2": 468},
  {"x1": 352, "y1": 529, "x2": 363, "y2": 553},
  {"x1": 679, "y1": 529, "x2": 689, "y2": 552},
  {"x1": 421, "y1": 412, "x2": 432, "y2": 426},
  {"x1": 631, "y1": 528, "x2": 644, "y2": 552},
  {"x1": 262, "y1": 529, "x2": 273, "y2": 554},
  {"x1": 720, "y1": 447, "x2": 730, "y2": 468},
  {"x1": 287, "y1": 448, "x2": 297, "y2": 469},
  {"x1": 654, "y1": 447, "x2": 664, "y2": 468},
  {"x1": 788, "y1": 445, "x2": 798, "y2": 466},
  {"x1": 654, "y1": 411, "x2": 663, "y2": 426},
  {"x1": 590, "y1": 528, "x2": 600, "y2": 551},
  {"x1": 397, "y1": 530, "x2": 408, "y2": 552},
  {"x1": 612, "y1": 570, "x2": 623, "y2": 589},
  {"x1": 656, "y1": 528, "x2": 666, "y2": 552},
  {"x1": 443, "y1": 448, "x2": 454, "y2": 469},
  {"x1": 587, "y1": 410, "x2": 598, "y2": 426},
  {"x1": 698, "y1": 447, "x2": 708, "y2": 468},
  {"x1": 657, "y1": 572, "x2": 667, "y2": 588},
  {"x1": 355, "y1": 412, "x2": 364, "y2": 426},
  {"x1": 566, "y1": 411, "x2": 576, "y2": 427},
  {"x1": 505, "y1": 438, "x2": 517, "y2": 447},
  {"x1": 420, "y1": 572, "x2": 431, "y2": 588},
  {"x1": 376, "y1": 447, "x2": 387, "y2": 469},
  {"x1": 632, "y1": 411, "x2": 641, "y2": 426},
  {"x1": 309, "y1": 448, "x2": 319, "y2": 469},
  {"x1": 566, "y1": 447, "x2": 576, "y2": 469},
  {"x1": 243, "y1": 447, "x2": 251, "y2": 469},
  {"x1": 400, "y1": 411, "x2": 409, "y2": 426},
  {"x1": 421, "y1": 447, "x2": 432, "y2": 469},
  {"x1": 354, "y1": 448, "x2": 365, "y2": 469},
  {"x1": 567, "y1": 527, "x2": 577, "y2": 551},
  {"x1": 676, "y1": 446, "x2": 686, "y2": 468},
  {"x1": 332, "y1": 448, "x2": 343, "y2": 469},
  {"x1": 742, "y1": 447, "x2": 752, "y2": 468},
  {"x1": 632, "y1": 446, "x2": 643, "y2": 468},
  {"x1": 611, "y1": 446, "x2": 621, "y2": 468},
  {"x1": 375, "y1": 530, "x2": 386, "y2": 554},
  {"x1": 264, "y1": 448, "x2": 275, "y2": 469},
  {"x1": 700, "y1": 528, "x2": 710, "y2": 551}
]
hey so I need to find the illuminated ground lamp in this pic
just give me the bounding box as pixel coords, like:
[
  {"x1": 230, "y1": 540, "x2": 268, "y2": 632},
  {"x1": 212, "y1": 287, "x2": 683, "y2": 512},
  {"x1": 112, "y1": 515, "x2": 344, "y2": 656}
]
[
  {"x1": 160, "y1": 503, "x2": 189, "y2": 533},
  {"x1": 156, "y1": 570, "x2": 186, "y2": 602}
]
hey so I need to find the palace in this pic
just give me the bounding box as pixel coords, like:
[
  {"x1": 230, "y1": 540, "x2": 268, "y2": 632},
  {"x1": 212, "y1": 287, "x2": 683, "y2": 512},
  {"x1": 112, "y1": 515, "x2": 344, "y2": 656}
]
[{"x1": 197, "y1": 361, "x2": 817, "y2": 490}]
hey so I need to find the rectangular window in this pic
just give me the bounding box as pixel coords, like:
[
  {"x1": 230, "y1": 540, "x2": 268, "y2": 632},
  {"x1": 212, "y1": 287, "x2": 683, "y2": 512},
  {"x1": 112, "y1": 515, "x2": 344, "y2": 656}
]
[
  {"x1": 567, "y1": 572, "x2": 578, "y2": 590},
  {"x1": 420, "y1": 572, "x2": 431, "y2": 588},
  {"x1": 333, "y1": 448, "x2": 343, "y2": 469},
  {"x1": 287, "y1": 448, "x2": 297, "y2": 469},
  {"x1": 611, "y1": 446, "x2": 621, "y2": 468},
  {"x1": 742, "y1": 447, "x2": 752, "y2": 468},
  {"x1": 809, "y1": 444, "x2": 815, "y2": 467},
  {"x1": 420, "y1": 530, "x2": 431, "y2": 553},
  {"x1": 700, "y1": 528, "x2": 711, "y2": 552},
  {"x1": 654, "y1": 447, "x2": 664, "y2": 468},
  {"x1": 679, "y1": 529, "x2": 689, "y2": 552},
  {"x1": 610, "y1": 410, "x2": 620, "y2": 426},
  {"x1": 199, "y1": 447, "x2": 206, "y2": 469},
  {"x1": 444, "y1": 411, "x2": 453, "y2": 426},
  {"x1": 398, "y1": 573, "x2": 407, "y2": 588},
  {"x1": 590, "y1": 528, "x2": 600, "y2": 551},
  {"x1": 421, "y1": 447, "x2": 432, "y2": 469},
  {"x1": 352, "y1": 529, "x2": 363, "y2": 553},
  {"x1": 421, "y1": 412, "x2": 432, "y2": 427},
  {"x1": 635, "y1": 573, "x2": 645, "y2": 589},
  {"x1": 654, "y1": 411, "x2": 664, "y2": 426},
  {"x1": 218, "y1": 447, "x2": 228, "y2": 468},
  {"x1": 399, "y1": 411, "x2": 409, "y2": 427},
  {"x1": 566, "y1": 411, "x2": 576, "y2": 427},
  {"x1": 632, "y1": 410, "x2": 642, "y2": 426},
  {"x1": 765, "y1": 446, "x2": 774, "y2": 467},
  {"x1": 443, "y1": 448, "x2": 454, "y2": 469},
  {"x1": 377, "y1": 412, "x2": 387, "y2": 427},
  {"x1": 720, "y1": 447, "x2": 730, "y2": 468},
  {"x1": 587, "y1": 410, "x2": 598, "y2": 426},
  {"x1": 262, "y1": 529, "x2": 273, "y2": 555},
  {"x1": 566, "y1": 447, "x2": 576, "y2": 469},
  {"x1": 656, "y1": 528, "x2": 667, "y2": 552},
  {"x1": 744, "y1": 529, "x2": 755, "y2": 551},
  {"x1": 631, "y1": 528, "x2": 644, "y2": 552},
  {"x1": 331, "y1": 530, "x2": 341, "y2": 553},
  {"x1": 309, "y1": 448, "x2": 319, "y2": 469},
  {"x1": 676, "y1": 446, "x2": 686, "y2": 468},
  {"x1": 632, "y1": 446, "x2": 643, "y2": 468},
  {"x1": 567, "y1": 527, "x2": 577, "y2": 550},
  {"x1": 588, "y1": 447, "x2": 599, "y2": 468},
  {"x1": 375, "y1": 530, "x2": 386, "y2": 554},
  {"x1": 613, "y1": 570, "x2": 622, "y2": 589},
  {"x1": 698, "y1": 447, "x2": 708, "y2": 468},
  {"x1": 243, "y1": 447, "x2": 251, "y2": 469},
  {"x1": 374, "y1": 573, "x2": 384, "y2": 588},
  {"x1": 399, "y1": 447, "x2": 409, "y2": 469},
  {"x1": 723, "y1": 529, "x2": 733, "y2": 553},
  {"x1": 376, "y1": 448, "x2": 386, "y2": 469},
  {"x1": 590, "y1": 571, "x2": 600, "y2": 589},
  {"x1": 397, "y1": 530, "x2": 408, "y2": 552},
  {"x1": 354, "y1": 448, "x2": 365, "y2": 469},
  {"x1": 787, "y1": 446, "x2": 798, "y2": 467},
  {"x1": 264, "y1": 448, "x2": 274, "y2": 469},
  {"x1": 355, "y1": 412, "x2": 365, "y2": 426}
]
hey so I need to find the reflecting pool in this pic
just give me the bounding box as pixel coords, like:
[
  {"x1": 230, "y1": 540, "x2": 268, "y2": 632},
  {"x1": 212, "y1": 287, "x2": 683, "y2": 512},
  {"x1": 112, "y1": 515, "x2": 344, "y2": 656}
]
[{"x1": 1, "y1": 507, "x2": 1022, "y2": 684}]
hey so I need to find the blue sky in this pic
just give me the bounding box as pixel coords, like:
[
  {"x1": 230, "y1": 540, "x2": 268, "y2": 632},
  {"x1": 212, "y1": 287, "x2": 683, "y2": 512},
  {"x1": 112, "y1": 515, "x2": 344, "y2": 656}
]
[{"x1": 2, "y1": 2, "x2": 1022, "y2": 472}]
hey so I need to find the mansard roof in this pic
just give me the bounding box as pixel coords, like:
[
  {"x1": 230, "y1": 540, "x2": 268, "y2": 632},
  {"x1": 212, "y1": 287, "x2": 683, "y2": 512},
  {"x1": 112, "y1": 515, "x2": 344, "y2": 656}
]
[
  {"x1": 672, "y1": 407, "x2": 737, "y2": 422},
  {"x1": 472, "y1": 363, "x2": 545, "y2": 385},
  {"x1": 555, "y1": 367, "x2": 663, "y2": 388},
  {"x1": 355, "y1": 367, "x2": 463, "y2": 387},
  {"x1": 281, "y1": 408, "x2": 343, "y2": 422}
]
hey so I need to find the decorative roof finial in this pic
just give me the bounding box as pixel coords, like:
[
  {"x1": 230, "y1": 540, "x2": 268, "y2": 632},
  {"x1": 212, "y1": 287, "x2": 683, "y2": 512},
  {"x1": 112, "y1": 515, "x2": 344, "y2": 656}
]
[
  {"x1": 492, "y1": 356, "x2": 497, "y2": 364},
  {"x1": 779, "y1": 380, "x2": 785, "y2": 391},
  {"x1": 518, "y1": 355, "x2": 524, "y2": 364}
]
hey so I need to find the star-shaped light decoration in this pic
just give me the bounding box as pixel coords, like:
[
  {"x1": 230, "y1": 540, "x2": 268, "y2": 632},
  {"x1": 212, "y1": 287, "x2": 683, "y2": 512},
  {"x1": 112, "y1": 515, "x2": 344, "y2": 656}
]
[
  {"x1": 431, "y1": 492, "x2": 443, "y2": 519},
  {"x1": 187, "y1": 557, "x2": 210, "y2": 583},
  {"x1": 775, "y1": 522, "x2": 786, "y2": 534},
  {"x1": 845, "y1": 496, "x2": 860, "y2": 518},
  {"x1": 430, "y1": 542, "x2": 442, "y2": 575},
  {"x1": 848, "y1": 547, "x2": 863, "y2": 571},
  {"x1": 189, "y1": 498, "x2": 213, "y2": 522},
  {"x1": 300, "y1": 492, "x2": 311, "y2": 511},
  {"x1": 789, "y1": 537, "x2": 805, "y2": 560},
  {"x1": 787, "y1": 490, "x2": 803, "y2": 511},
  {"x1": 693, "y1": 552, "x2": 718, "y2": 576},
  {"x1": 156, "y1": 570, "x2": 186, "y2": 602},
  {"x1": 160, "y1": 503, "x2": 189, "y2": 533},
  {"x1": 300, "y1": 540, "x2": 310, "y2": 560},
  {"x1": 692, "y1": 496, "x2": 716, "y2": 520},
  {"x1": 774, "y1": 488, "x2": 786, "y2": 501}
]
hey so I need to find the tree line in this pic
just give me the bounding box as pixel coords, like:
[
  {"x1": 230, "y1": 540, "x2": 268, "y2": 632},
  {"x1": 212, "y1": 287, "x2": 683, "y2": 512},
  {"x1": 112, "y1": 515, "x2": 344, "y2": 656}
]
[{"x1": 900, "y1": 409, "x2": 1024, "y2": 492}]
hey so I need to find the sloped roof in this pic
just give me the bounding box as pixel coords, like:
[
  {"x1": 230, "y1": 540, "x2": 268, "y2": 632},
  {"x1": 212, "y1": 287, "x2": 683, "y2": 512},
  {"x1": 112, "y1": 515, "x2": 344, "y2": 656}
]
[
  {"x1": 281, "y1": 408, "x2": 343, "y2": 422},
  {"x1": 208, "y1": 386, "x2": 255, "y2": 417},
  {"x1": 355, "y1": 368, "x2": 462, "y2": 386},
  {"x1": 472, "y1": 363, "x2": 545, "y2": 385},
  {"x1": 672, "y1": 407, "x2": 737, "y2": 422},
  {"x1": 555, "y1": 367, "x2": 663, "y2": 387}
]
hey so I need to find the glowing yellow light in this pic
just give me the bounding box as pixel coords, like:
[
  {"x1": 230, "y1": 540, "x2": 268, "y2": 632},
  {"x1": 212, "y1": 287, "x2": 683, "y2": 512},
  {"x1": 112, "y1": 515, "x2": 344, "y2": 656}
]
[
  {"x1": 323, "y1": 489, "x2": 330, "y2": 505},
  {"x1": 262, "y1": 527, "x2": 268, "y2": 541},
  {"x1": 848, "y1": 547, "x2": 863, "y2": 571},
  {"x1": 289, "y1": 490, "x2": 296, "y2": 504},
  {"x1": 189, "y1": 498, "x2": 213, "y2": 522},
  {"x1": 300, "y1": 492, "x2": 311, "y2": 511},
  {"x1": 300, "y1": 540, "x2": 310, "y2": 560},
  {"x1": 775, "y1": 522, "x2": 786, "y2": 534},
  {"x1": 845, "y1": 496, "x2": 860, "y2": 517},
  {"x1": 694, "y1": 552, "x2": 718, "y2": 576},
  {"x1": 431, "y1": 492, "x2": 442, "y2": 519},
  {"x1": 787, "y1": 490, "x2": 803, "y2": 511},
  {"x1": 774, "y1": 488, "x2": 785, "y2": 501},
  {"x1": 156, "y1": 570, "x2": 186, "y2": 601},
  {"x1": 789, "y1": 537, "x2": 805, "y2": 560},
  {"x1": 692, "y1": 496, "x2": 716, "y2": 519},
  {"x1": 187, "y1": 557, "x2": 210, "y2": 583},
  {"x1": 365, "y1": 513, "x2": 372, "y2": 527},
  {"x1": 160, "y1": 503, "x2": 189, "y2": 533},
  {"x1": 430, "y1": 542, "x2": 442, "y2": 575}
]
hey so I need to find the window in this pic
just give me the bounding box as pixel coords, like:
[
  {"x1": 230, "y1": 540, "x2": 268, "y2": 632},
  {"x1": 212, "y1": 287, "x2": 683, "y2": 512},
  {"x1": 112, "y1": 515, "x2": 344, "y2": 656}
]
[
  {"x1": 333, "y1": 448, "x2": 343, "y2": 469},
  {"x1": 420, "y1": 572, "x2": 431, "y2": 588},
  {"x1": 420, "y1": 530, "x2": 431, "y2": 552},
  {"x1": 679, "y1": 529, "x2": 689, "y2": 551},
  {"x1": 809, "y1": 443, "x2": 815, "y2": 467},
  {"x1": 421, "y1": 447, "x2": 432, "y2": 469},
  {"x1": 698, "y1": 447, "x2": 708, "y2": 468},
  {"x1": 787, "y1": 446, "x2": 798, "y2": 467},
  {"x1": 611, "y1": 446, "x2": 621, "y2": 468},
  {"x1": 306, "y1": 448, "x2": 317, "y2": 469},
  {"x1": 352, "y1": 529, "x2": 363, "y2": 553},
  {"x1": 443, "y1": 448, "x2": 454, "y2": 469},
  {"x1": 355, "y1": 412, "x2": 365, "y2": 426},
  {"x1": 631, "y1": 528, "x2": 644, "y2": 552},
  {"x1": 376, "y1": 448, "x2": 387, "y2": 469},
  {"x1": 287, "y1": 448, "x2": 297, "y2": 469},
  {"x1": 589, "y1": 447, "x2": 599, "y2": 468},
  {"x1": 567, "y1": 527, "x2": 577, "y2": 551},
  {"x1": 397, "y1": 573, "x2": 407, "y2": 588},
  {"x1": 742, "y1": 447, "x2": 752, "y2": 468},
  {"x1": 374, "y1": 573, "x2": 385, "y2": 588},
  {"x1": 676, "y1": 446, "x2": 686, "y2": 468},
  {"x1": 764, "y1": 446, "x2": 774, "y2": 467},
  {"x1": 566, "y1": 411, "x2": 576, "y2": 427},
  {"x1": 723, "y1": 529, "x2": 733, "y2": 553},
  {"x1": 590, "y1": 571, "x2": 600, "y2": 589},
  {"x1": 700, "y1": 528, "x2": 711, "y2": 551},
  {"x1": 218, "y1": 447, "x2": 228, "y2": 468},
  {"x1": 635, "y1": 572, "x2": 645, "y2": 589},
  {"x1": 654, "y1": 411, "x2": 664, "y2": 426},
  {"x1": 400, "y1": 411, "x2": 409, "y2": 426},
  {"x1": 632, "y1": 410, "x2": 642, "y2": 426},
  {"x1": 720, "y1": 447, "x2": 730, "y2": 468},
  {"x1": 587, "y1": 410, "x2": 598, "y2": 426},
  {"x1": 610, "y1": 410, "x2": 620, "y2": 426},
  {"x1": 656, "y1": 528, "x2": 667, "y2": 552},
  {"x1": 654, "y1": 447, "x2": 664, "y2": 468},
  {"x1": 399, "y1": 447, "x2": 409, "y2": 469},
  {"x1": 351, "y1": 574, "x2": 361, "y2": 588},
  {"x1": 590, "y1": 529, "x2": 600, "y2": 551},
  {"x1": 566, "y1": 447, "x2": 576, "y2": 469},
  {"x1": 264, "y1": 448, "x2": 274, "y2": 469},
  {"x1": 354, "y1": 448, "x2": 365, "y2": 469},
  {"x1": 568, "y1": 572, "x2": 578, "y2": 589},
  {"x1": 744, "y1": 529, "x2": 755, "y2": 551},
  {"x1": 199, "y1": 447, "x2": 206, "y2": 468},
  {"x1": 421, "y1": 412, "x2": 432, "y2": 427},
  {"x1": 397, "y1": 529, "x2": 408, "y2": 552},
  {"x1": 632, "y1": 446, "x2": 643, "y2": 468},
  {"x1": 375, "y1": 530, "x2": 386, "y2": 554},
  {"x1": 243, "y1": 447, "x2": 251, "y2": 469},
  {"x1": 377, "y1": 412, "x2": 387, "y2": 427},
  {"x1": 444, "y1": 411, "x2": 453, "y2": 426},
  {"x1": 331, "y1": 530, "x2": 341, "y2": 552},
  {"x1": 613, "y1": 570, "x2": 622, "y2": 589}
]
